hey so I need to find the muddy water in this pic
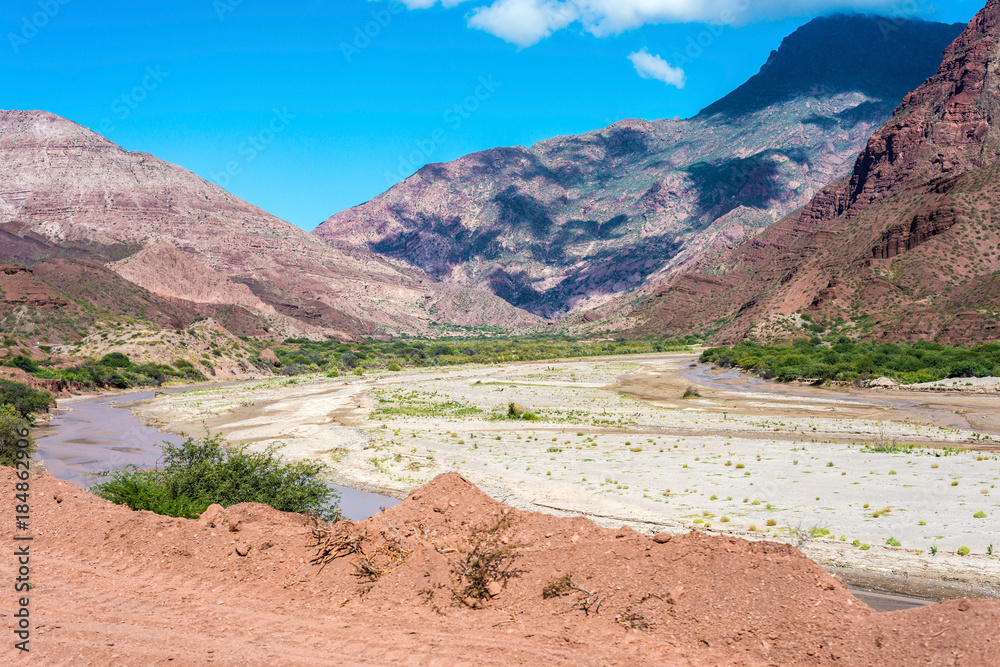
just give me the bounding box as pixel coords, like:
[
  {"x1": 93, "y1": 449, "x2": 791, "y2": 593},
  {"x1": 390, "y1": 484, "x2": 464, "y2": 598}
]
[{"x1": 33, "y1": 390, "x2": 398, "y2": 521}]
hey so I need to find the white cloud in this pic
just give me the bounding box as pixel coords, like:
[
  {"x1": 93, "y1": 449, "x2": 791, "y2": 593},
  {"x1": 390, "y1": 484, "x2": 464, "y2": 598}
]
[
  {"x1": 385, "y1": 0, "x2": 923, "y2": 46},
  {"x1": 394, "y1": 0, "x2": 475, "y2": 8},
  {"x1": 628, "y1": 48, "x2": 685, "y2": 88},
  {"x1": 468, "y1": 0, "x2": 577, "y2": 47}
]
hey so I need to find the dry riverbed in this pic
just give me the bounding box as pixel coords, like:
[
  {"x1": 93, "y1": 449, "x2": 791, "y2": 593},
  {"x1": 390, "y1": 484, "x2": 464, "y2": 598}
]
[{"x1": 129, "y1": 354, "x2": 1000, "y2": 599}]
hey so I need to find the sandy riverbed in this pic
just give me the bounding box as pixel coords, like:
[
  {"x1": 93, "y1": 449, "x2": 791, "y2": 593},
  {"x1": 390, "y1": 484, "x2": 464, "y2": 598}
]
[{"x1": 127, "y1": 353, "x2": 1000, "y2": 599}]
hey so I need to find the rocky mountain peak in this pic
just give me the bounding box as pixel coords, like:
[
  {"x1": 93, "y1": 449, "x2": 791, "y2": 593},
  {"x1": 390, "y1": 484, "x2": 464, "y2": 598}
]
[
  {"x1": 635, "y1": 1, "x2": 1000, "y2": 345},
  {"x1": 837, "y1": 1, "x2": 1000, "y2": 218},
  {"x1": 699, "y1": 15, "x2": 967, "y2": 118}
]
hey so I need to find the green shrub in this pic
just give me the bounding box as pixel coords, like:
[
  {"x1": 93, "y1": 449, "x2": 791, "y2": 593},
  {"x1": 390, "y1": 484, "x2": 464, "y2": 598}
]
[
  {"x1": 0, "y1": 404, "x2": 34, "y2": 467},
  {"x1": 885, "y1": 537, "x2": 901, "y2": 547},
  {"x1": 92, "y1": 433, "x2": 339, "y2": 520},
  {"x1": 7, "y1": 355, "x2": 39, "y2": 373},
  {"x1": 957, "y1": 546, "x2": 971, "y2": 557},
  {"x1": 387, "y1": 362, "x2": 402, "y2": 372},
  {"x1": 99, "y1": 352, "x2": 133, "y2": 368},
  {"x1": 0, "y1": 380, "x2": 54, "y2": 418}
]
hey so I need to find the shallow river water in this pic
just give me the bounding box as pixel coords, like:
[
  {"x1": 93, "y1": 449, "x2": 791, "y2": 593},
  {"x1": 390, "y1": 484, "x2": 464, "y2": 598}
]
[{"x1": 33, "y1": 389, "x2": 399, "y2": 521}]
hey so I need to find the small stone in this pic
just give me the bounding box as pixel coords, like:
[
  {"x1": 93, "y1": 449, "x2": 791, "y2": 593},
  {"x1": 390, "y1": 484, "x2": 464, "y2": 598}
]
[
  {"x1": 570, "y1": 534, "x2": 580, "y2": 543},
  {"x1": 228, "y1": 519, "x2": 242, "y2": 533},
  {"x1": 667, "y1": 585, "x2": 685, "y2": 605},
  {"x1": 487, "y1": 582, "x2": 503, "y2": 597},
  {"x1": 653, "y1": 533, "x2": 672, "y2": 544},
  {"x1": 958, "y1": 599, "x2": 971, "y2": 612},
  {"x1": 235, "y1": 543, "x2": 251, "y2": 557},
  {"x1": 200, "y1": 504, "x2": 225, "y2": 528},
  {"x1": 53, "y1": 493, "x2": 63, "y2": 504}
]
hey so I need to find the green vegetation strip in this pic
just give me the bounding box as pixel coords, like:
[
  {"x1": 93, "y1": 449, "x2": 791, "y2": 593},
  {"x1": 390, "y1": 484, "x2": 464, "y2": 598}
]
[
  {"x1": 701, "y1": 339, "x2": 1000, "y2": 384},
  {"x1": 274, "y1": 336, "x2": 697, "y2": 376}
]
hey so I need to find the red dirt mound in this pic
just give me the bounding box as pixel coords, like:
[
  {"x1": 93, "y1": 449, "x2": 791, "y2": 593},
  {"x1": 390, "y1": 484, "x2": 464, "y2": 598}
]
[{"x1": 3, "y1": 469, "x2": 998, "y2": 665}]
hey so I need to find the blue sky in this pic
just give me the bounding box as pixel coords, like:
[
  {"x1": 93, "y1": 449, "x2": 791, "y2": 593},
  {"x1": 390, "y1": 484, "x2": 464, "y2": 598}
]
[{"x1": 1, "y1": 0, "x2": 981, "y2": 231}]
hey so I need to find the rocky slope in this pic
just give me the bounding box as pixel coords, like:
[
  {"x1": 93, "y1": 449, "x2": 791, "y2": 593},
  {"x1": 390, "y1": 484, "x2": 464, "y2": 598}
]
[
  {"x1": 637, "y1": 1, "x2": 1000, "y2": 345},
  {"x1": 7, "y1": 469, "x2": 1000, "y2": 665},
  {"x1": 0, "y1": 110, "x2": 539, "y2": 340},
  {"x1": 315, "y1": 16, "x2": 964, "y2": 319}
]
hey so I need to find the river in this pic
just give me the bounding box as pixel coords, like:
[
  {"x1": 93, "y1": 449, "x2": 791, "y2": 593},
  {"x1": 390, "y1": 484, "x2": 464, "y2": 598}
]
[{"x1": 32, "y1": 388, "x2": 399, "y2": 521}]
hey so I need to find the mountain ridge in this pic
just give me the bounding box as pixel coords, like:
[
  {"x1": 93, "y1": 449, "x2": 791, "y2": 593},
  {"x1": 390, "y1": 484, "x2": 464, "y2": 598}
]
[
  {"x1": 635, "y1": 1, "x2": 1000, "y2": 345},
  {"x1": 314, "y1": 15, "x2": 964, "y2": 320},
  {"x1": 0, "y1": 109, "x2": 540, "y2": 340}
]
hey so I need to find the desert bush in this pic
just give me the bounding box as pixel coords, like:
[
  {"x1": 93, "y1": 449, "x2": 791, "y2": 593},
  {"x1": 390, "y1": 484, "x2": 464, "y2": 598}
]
[
  {"x1": 92, "y1": 433, "x2": 339, "y2": 520},
  {"x1": 451, "y1": 513, "x2": 523, "y2": 607},
  {"x1": 542, "y1": 574, "x2": 575, "y2": 599}
]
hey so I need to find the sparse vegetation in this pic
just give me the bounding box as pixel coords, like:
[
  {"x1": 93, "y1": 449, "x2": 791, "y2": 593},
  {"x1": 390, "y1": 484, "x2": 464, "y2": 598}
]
[
  {"x1": 542, "y1": 574, "x2": 575, "y2": 599},
  {"x1": 451, "y1": 513, "x2": 523, "y2": 608}
]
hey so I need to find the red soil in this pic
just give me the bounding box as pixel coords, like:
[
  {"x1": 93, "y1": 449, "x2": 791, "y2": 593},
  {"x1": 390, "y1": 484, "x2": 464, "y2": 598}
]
[{"x1": 3, "y1": 469, "x2": 998, "y2": 665}]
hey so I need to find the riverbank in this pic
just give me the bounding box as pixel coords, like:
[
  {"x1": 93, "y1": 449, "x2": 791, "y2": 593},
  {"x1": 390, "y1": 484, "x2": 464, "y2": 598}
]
[
  {"x1": 126, "y1": 353, "x2": 1000, "y2": 601},
  {"x1": 8, "y1": 468, "x2": 998, "y2": 665}
]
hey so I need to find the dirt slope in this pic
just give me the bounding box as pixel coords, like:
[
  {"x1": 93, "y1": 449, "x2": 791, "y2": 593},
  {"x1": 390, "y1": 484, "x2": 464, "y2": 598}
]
[{"x1": 5, "y1": 469, "x2": 998, "y2": 666}]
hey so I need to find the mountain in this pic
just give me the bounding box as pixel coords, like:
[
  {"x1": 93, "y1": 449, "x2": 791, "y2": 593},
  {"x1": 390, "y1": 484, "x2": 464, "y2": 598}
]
[
  {"x1": 314, "y1": 15, "x2": 964, "y2": 319},
  {"x1": 636, "y1": 2, "x2": 1000, "y2": 345},
  {"x1": 0, "y1": 110, "x2": 539, "y2": 340}
]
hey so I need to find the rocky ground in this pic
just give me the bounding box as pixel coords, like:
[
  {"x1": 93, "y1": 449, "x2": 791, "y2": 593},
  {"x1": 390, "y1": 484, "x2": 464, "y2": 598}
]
[
  {"x1": 128, "y1": 353, "x2": 1000, "y2": 600},
  {"x1": 4, "y1": 468, "x2": 1000, "y2": 665}
]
